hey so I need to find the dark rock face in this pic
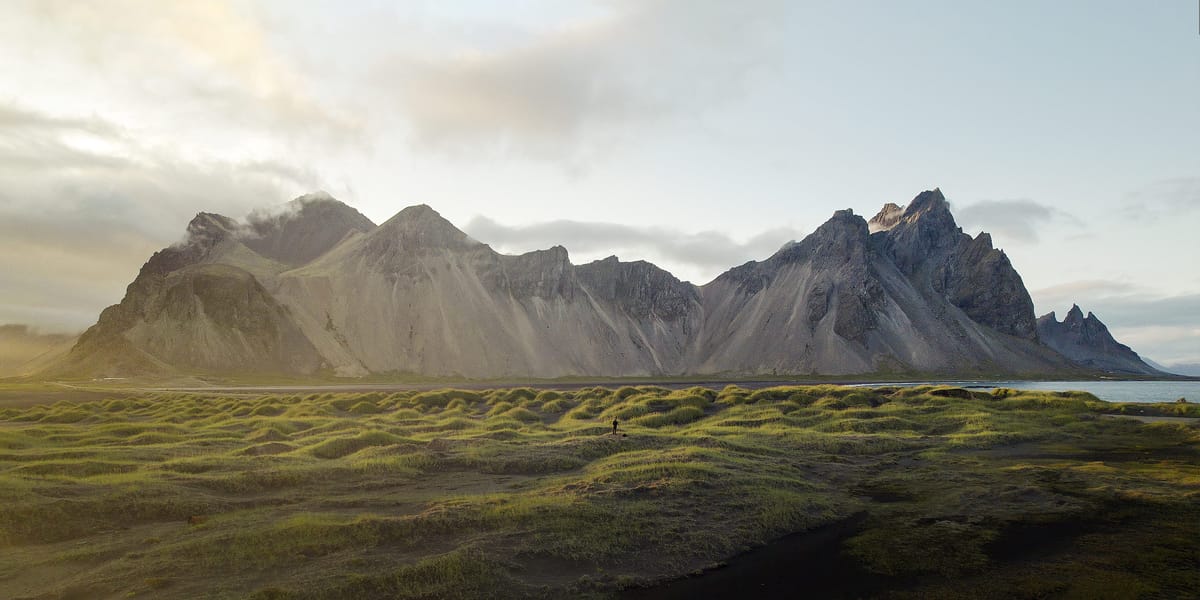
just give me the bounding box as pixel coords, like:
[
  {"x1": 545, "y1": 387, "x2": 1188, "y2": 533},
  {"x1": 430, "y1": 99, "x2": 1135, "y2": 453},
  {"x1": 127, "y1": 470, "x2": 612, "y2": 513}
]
[
  {"x1": 136, "y1": 265, "x2": 322, "y2": 373},
  {"x1": 55, "y1": 201, "x2": 342, "y2": 377},
  {"x1": 940, "y1": 232, "x2": 1037, "y2": 340},
  {"x1": 875, "y1": 189, "x2": 1037, "y2": 340},
  {"x1": 499, "y1": 246, "x2": 578, "y2": 301},
  {"x1": 140, "y1": 213, "x2": 238, "y2": 278},
  {"x1": 67, "y1": 212, "x2": 241, "y2": 372},
  {"x1": 576, "y1": 256, "x2": 699, "y2": 321},
  {"x1": 718, "y1": 208, "x2": 878, "y2": 310},
  {"x1": 1037, "y1": 306, "x2": 1161, "y2": 375},
  {"x1": 60, "y1": 262, "x2": 322, "y2": 377},
  {"x1": 243, "y1": 193, "x2": 375, "y2": 266},
  {"x1": 878, "y1": 190, "x2": 961, "y2": 276},
  {"x1": 780, "y1": 209, "x2": 881, "y2": 341},
  {"x1": 693, "y1": 195, "x2": 1066, "y2": 376}
]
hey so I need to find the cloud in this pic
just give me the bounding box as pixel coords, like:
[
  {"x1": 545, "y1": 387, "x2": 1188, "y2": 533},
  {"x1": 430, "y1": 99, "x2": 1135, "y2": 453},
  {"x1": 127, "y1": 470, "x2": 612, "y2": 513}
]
[
  {"x1": 1122, "y1": 176, "x2": 1200, "y2": 221},
  {"x1": 380, "y1": 0, "x2": 786, "y2": 160},
  {"x1": 1158, "y1": 362, "x2": 1200, "y2": 377},
  {"x1": 0, "y1": 103, "x2": 319, "y2": 331},
  {"x1": 1032, "y1": 280, "x2": 1137, "y2": 307},
  {"x1": 5, "y1": 0, "x2": 360, "y2": 145},
  {"x1": 1033, "y1": 281, "x2": 1200, "y2": 327},
  {"x1": 1108, "y1": 325, "x2": 1200, "y2": 364},
  {"x1": 1032, "y1": 279, "x2": 1200, "y2": 363},
  {"x1": 464, "y1": 215, "x2": 804, "y2": 283},
  {"x1": 954, "y1": 199, "x2": 1079, "y2": 242}
]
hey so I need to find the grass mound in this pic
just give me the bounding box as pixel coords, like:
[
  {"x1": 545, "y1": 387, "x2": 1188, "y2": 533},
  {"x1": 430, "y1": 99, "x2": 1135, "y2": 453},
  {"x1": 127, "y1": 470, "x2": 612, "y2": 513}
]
[{"x1": 0, "y1": 384, "x2": 1196, "y2": 599}]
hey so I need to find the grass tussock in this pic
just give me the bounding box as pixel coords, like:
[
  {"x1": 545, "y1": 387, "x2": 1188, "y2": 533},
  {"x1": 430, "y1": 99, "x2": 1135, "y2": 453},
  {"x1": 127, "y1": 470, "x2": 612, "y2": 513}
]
[{"x1": 0, "y1": 384, "x2": 1195, "y2": 599}]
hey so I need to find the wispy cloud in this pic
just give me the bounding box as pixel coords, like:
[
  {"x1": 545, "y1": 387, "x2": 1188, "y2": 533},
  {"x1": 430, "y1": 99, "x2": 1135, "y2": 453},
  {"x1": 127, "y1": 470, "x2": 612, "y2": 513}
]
[
  {"x1": 0, "y1": 103, "x2": 319, "y2": 330},
  {"x1": 379, "y1": 0, "x2": 786, "y2": 161},
  {"x1": 955, "y1": 198, "x2": 1080, "y2": 242},
  {"x1": 1122, "y1": 176, "x2": 1200, "y2": 221},
  {"x1": 1108, "y1": 325, "x2": 1200, "y2": 365},
  {"x1": 6, "y1": 0, "x2": 361, "y2": 145},
  {"x1": 1032, "y1": 279, "x2": 1200, "y2": 364},
  {"x1": 464, "y1": 215, "x2": 804, "y2": 284}
]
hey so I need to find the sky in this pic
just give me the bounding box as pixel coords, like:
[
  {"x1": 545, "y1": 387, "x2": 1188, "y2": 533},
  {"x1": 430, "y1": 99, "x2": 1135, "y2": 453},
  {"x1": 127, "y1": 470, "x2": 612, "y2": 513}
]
[{"x1": 0, "y1": 0, "x2": 1197, "y2": 368}]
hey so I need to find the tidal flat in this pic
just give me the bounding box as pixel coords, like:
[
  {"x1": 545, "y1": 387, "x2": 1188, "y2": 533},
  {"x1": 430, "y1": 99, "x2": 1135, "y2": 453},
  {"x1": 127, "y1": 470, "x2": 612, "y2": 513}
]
[{"x1": 0, "y1": 385, "x2": 1196, "y2": 599}]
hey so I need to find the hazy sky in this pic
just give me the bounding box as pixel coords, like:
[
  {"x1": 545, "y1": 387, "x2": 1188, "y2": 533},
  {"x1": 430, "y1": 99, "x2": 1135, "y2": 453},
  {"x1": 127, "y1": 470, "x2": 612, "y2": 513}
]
[{"x1": 1, "y1": 0, "x2": 1197, "y2": 367}]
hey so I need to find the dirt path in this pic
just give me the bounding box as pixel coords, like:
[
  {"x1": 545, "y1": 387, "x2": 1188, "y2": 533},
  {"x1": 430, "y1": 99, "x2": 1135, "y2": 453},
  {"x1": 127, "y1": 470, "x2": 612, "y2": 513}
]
[{"x1": 1101, "y1": 414, "x2": 1200, "y2": 425}]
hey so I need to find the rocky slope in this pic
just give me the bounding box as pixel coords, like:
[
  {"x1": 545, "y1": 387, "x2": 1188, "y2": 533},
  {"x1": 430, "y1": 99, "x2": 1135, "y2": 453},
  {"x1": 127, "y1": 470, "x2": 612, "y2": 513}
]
[
  {"x1": 271, "y1": 205, "x2": 701, "y2": 377},
  {"x1": 695, "y1": 192, "x2": 1066, "y2": 375},
  {"x1": 242, "y1": 192, "x2": 376, "y2": 266},
  {"x1": 51, "y1": 189, "x2": 1141, "y2": 379},
  {"x1": 1036, "y1": 305, "x2": 1162, "y2": 375}
]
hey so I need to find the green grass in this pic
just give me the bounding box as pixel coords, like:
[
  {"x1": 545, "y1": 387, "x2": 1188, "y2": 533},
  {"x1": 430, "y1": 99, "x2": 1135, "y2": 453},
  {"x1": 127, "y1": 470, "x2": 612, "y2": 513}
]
[{"x1": 0, "y1": 384, "x2": 1196, "y2": 598}]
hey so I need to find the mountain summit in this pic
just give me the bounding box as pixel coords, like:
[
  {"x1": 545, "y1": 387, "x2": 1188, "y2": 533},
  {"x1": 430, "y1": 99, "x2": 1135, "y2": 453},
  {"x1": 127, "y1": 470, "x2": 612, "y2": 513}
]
[
  {"x1": 1036, "y1": 306, "x2": 1161, "y2": 375},
  {"x1": 48, "y1": 190, "x2": 1148, "y2": 379},
  {"x1": 243, "y1": 193, "x2": 375, "y2": 266}
]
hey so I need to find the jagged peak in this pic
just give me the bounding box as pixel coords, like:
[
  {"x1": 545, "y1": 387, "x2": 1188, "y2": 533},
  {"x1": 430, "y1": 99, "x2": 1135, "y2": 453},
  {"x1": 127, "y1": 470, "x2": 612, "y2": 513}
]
[
  {"x1": 768, "y1": 207, "x2": 868, "y2": 265},
  {"x1": 250, "y1": 192, "x2": 340, "y2": 221},
  {"x1": 901, "y1": 188, "x2": 951, "y2": 219},
  {"x1": 137, "y1": 212, "x2": 238, "y2": 278},
  {"x1": 247, "y1": 194, "x2": 375, "y2": 230},
  {"x1": 369, "y1": 203, "x2": 480, "y2": 251},
  {"x1": 237, "y1": 194, "x2": 376, "y2": 266},
  {"x1": 1037, "y1": 305, "x2": 1158, "y2": 374},
  {"x1": 868, "y1": 202, "x2": 905, "y2": 233},
  {"x1": 181, "y1": 212, "x2": 237, "y2": 247},
  {"x1": 815, "y1": 208, "x2": 869, "y2": 235},
  {"x1": 187, "y1": 211, "x2": 237, "y2": 231},
  {"x1": 883, "y1": 188, "x2": 961, "y2": 256},
  {"x1": 282, "y1": 192, "x2": 372, "y2": 222},
  {"x1": 397, "y1": 203, "x2": 435, "y2": 215},
  {"x1": 580, "y1": 254, "x2": 675, "y2": 273},
  {"x1": 380, "y1": 204, "x2": 453, "y2": 231},
  {"x1": 514, "y1": 245, "x2": 570, "y2": 262},
  {"x1": 1047, "y1": 304, "x2": 1101, "y2": 328},
  {"x1": 293, "y1": 190, "x2": 337, "y2": 204},
  {"x1": 1066, "y1": 304, "x2": 1085, "y2": 321},
  {"x1": 382, "y1": 204, "x2": 447, "y2": 226}
]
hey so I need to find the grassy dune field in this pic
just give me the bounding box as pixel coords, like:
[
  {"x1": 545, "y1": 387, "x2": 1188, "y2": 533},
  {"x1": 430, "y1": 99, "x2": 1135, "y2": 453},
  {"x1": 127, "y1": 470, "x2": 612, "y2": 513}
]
[{"x1": 1, "y1": 385, "x2": 1197, "y2": 599}]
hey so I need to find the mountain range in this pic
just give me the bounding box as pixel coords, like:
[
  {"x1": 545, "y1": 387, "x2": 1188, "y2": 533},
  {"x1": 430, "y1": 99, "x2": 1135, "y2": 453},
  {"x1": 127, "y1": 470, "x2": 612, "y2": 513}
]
[{"x1": 42, "y1": 189, "x2": 1164, "y2": 379}]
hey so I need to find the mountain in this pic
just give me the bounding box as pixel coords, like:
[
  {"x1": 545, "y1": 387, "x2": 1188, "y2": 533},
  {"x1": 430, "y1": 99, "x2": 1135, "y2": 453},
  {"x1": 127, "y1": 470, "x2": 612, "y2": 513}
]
[
  {"x1": 49, "y1": 189, "x2": 1137, "y2": 379},
  {"x1": 1155, "y1": 362, "x2": 1200, "y2": 377},
  {"x1": 45, "y1": 200, "x2": 352, "y2": 377},
  {"x1": 241, "y1": 192, "x2": 376, "y2": 266},
  {"x1": 270, "y1": 204, "x2": 702, "y2": 377},
  {"x1": 695, "y1": 192, "x2": 1064, "y2": 375},
  {"x1": 1036, "y1": 306, "x2": 1162, "y2": 375}
]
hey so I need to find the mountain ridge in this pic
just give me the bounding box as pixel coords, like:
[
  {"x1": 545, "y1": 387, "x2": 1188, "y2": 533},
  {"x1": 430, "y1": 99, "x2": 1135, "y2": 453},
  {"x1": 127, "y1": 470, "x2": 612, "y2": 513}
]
[
  {"x1": 1036, "y1": 305, "x2": 1161, "y2": 375},
  {"x1": 44, "y1": 190, "x2": 1153, "y2": 379}
]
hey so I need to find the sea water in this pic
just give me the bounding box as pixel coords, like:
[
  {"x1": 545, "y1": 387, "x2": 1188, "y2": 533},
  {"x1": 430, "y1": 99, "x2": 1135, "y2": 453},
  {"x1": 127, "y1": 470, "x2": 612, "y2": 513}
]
[{"x1": 865, "y1": 380, "x2": 1200, "y2": 404}]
